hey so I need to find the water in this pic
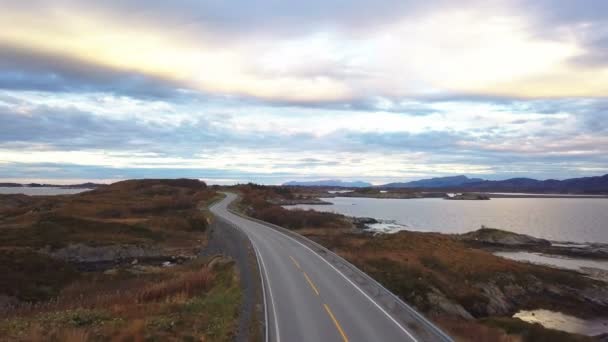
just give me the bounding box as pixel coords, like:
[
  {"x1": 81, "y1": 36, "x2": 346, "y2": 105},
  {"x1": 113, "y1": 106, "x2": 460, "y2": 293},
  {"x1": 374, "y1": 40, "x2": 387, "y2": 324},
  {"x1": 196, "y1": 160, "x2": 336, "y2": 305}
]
[
  {"x1": 0, "y1": 187, "x2": 90, "y2": 196},
  {"x1": 494, "y1": 251, "x2": 608, "y2": 272},
  {"x1": 514, "y1": 310, "x2": 608, "y2": 336},
  {"x1": 288, "y1": 197, "x2": 608, "y2": 243}
]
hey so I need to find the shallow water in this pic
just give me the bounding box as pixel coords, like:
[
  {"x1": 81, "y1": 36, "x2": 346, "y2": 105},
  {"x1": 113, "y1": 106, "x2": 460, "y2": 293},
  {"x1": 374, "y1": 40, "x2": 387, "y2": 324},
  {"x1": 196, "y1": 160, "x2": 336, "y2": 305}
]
[
  {"x1": 288, "y1": 197, "x2": 608, "y2": 243},
  {"x1": 0, "y1": 187, "x2": 90, "y2": 196},
  {"x1": 514, "y1": 309, "x2": 608, "y2": 336},
  {"x1": 494, "y1": 251, "x2": 608, "y2": 272}
]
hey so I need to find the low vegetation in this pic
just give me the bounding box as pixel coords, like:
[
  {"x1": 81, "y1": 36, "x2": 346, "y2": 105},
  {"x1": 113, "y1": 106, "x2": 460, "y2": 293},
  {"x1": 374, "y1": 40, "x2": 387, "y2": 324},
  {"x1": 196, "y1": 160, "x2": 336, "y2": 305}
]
[
  {"x1": 0, "y1": 179, "x2": 242, "y2": 341},
  {"x1": 0, "y1": 259, "x2": 241, "y2": 341},
  {"x1": 237, "y1": 184, "x2": 350, "y2": 229},
  {"x1": 235, "y1": 184, "x2": 608, "y2": 342}
]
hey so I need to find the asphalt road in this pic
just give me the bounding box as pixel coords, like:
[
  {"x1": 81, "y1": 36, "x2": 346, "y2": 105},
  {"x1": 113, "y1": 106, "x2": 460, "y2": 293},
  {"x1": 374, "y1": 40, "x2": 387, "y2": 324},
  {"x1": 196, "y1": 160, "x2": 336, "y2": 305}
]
[{"x1": 211, "y1": 193, "x2": 451, "y2": 342}]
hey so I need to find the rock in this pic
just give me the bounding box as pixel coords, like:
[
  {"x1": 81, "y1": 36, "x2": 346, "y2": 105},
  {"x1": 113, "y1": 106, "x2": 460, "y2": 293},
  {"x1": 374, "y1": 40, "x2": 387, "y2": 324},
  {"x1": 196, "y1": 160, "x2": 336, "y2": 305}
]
[
  {"x1": 104, "y1": 268, "x2": 119, "y2": 275},
  {"x1": 426, "y1": 291, "x2": 474, "y2": 320},
  {"x1": 207, "y1": 256, "x2": 232, "y2": 270},
  {"x1": 477, "y1": 283, "x2": 513, "y2": 316},
  {"x1": 351, "y1": 217, "x2": 379, "y2": 229},
  {"x1": 458, "y1": 227, "x2": 551, "y2": 247},
  {"x1": 44, "y1": 243, "x2": 164, "y2": 263}
]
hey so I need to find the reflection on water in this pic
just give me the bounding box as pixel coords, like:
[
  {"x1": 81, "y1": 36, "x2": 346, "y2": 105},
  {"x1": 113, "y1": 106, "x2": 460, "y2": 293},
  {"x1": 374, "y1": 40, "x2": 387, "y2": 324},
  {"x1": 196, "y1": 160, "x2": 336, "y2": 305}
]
[
  {"x1": 288, "y1": 197, "x2": 608, "y2": 243},
  {"x1": 0, "y1": 187, "x2": 90, "y2": 196},
  {"x1": 514, "y1": 309, "x2": 608, "y2": 336},
  {"x1": 494, "y1": 251, "x2": 608, "y2": 272}
]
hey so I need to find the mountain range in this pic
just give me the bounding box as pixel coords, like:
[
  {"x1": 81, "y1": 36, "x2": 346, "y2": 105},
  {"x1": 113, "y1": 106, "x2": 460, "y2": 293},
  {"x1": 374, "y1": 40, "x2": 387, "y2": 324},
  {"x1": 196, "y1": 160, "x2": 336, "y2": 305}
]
[
  {"x1": 382, "y1": 175, "x2": 484, "y2": 188},
  {"x1": 283, "y1": 174, "x2": 608, "y2": 193}
]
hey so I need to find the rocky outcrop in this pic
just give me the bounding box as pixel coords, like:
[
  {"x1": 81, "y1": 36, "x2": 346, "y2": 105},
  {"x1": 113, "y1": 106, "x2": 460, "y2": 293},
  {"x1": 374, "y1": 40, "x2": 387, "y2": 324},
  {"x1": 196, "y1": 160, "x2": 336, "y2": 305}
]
[
  {"x1": 458, "y1": 227, "x2": 551, "y2": 247},
  {"x1": 351, "y1": 217, "x2": 379, "y2": 229},
  {"x1": 427, "y1": 291, "x2": 474, "y2": 320},
  {"x1": 43, "y1": 243, "x2": 165, "y2": 263},
  {"x1": 459, "y1": 228, "x2": 608, "y2": 260}
]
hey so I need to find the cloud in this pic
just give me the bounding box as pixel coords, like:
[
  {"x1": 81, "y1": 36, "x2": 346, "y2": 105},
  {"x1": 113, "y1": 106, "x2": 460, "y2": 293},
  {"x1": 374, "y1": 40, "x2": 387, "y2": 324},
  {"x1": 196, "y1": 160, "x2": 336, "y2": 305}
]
[
  {"x1": 0, "y1": 44, "x2": 193, "y2": 98},
  {"x1": 1, "y1": 1, "x2": 607, "y2": 183},
  {"x1": 2, "y1": 0, "x2": 607, "y2": 104}
]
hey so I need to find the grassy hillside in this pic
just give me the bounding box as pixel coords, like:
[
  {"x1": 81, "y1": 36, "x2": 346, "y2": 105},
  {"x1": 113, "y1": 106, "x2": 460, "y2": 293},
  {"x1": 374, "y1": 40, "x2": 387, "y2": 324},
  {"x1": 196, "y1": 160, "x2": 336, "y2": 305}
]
[{"x1": 0, "y1": 179, "x2": 240, "y2": 341}]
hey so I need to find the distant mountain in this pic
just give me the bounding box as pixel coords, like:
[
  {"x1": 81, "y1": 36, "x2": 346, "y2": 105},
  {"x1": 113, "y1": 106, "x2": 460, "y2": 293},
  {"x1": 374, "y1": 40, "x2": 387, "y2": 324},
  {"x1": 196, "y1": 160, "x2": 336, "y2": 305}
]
[
  {"x1": 460, "y1": 174, "x2": 608, "y2": 194},
  {"x1": 381, "y1": 174, "x2": 608, "y2": 194},
  {"x1": 0, "y1": 183, "x2": 23, "y2": 187},
  {"x1": 283, "y1": 180, "x2": 372, "y2": 188},
  {"x1": 382, "y1": 175, "x2": 484, "y2": 188},
  {"x1": 0, "y1": 182, "x2": 103, "y2": 189}
]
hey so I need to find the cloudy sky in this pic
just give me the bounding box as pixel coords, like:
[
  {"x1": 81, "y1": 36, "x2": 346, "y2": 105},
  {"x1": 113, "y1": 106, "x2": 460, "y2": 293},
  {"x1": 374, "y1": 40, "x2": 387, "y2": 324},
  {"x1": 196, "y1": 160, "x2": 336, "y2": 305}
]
[{"x1": 1, "y1": 0, "x2": 607, "y2": 184}]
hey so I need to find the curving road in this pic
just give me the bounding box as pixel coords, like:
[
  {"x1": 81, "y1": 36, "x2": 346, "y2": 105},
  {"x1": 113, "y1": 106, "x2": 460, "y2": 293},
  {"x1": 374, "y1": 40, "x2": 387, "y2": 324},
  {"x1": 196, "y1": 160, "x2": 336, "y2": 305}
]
[{"x1": 210, "y1": 193, "x2": 452, "y2": 342}]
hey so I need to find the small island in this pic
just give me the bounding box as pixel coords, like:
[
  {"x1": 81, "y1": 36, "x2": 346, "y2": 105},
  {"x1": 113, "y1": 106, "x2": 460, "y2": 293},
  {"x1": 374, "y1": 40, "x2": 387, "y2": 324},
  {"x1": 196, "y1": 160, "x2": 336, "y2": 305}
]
[{"x1": 445, "y1": 193, "x2": 490, "y2": 200}]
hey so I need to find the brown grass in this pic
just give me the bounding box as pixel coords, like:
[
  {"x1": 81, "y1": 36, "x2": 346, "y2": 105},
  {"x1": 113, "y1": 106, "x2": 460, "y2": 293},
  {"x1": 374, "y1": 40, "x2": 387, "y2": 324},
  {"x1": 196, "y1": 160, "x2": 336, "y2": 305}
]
[
  {"x1": 234, "y1": 185, "x2": 606, "y2": 342},
  {"x1": 0, "y1": 180, "x2": 242, "y2": 341},
  {"x1": 137, "y1": 268, "x2": 214, "y2": 303},
  {"x1": 0, "y1": 260, "x2": 240, "y2": 341}
]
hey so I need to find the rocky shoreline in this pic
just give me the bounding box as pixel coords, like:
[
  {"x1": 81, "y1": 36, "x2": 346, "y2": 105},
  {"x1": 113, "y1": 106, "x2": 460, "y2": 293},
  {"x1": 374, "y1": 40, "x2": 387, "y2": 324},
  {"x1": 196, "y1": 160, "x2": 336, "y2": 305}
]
[
  {"x1": 457, "y1": 227, "x2": 608, "y2": 260},
  {"x1": 350, "y1": 218, "x2": 608, "y2": 261}
]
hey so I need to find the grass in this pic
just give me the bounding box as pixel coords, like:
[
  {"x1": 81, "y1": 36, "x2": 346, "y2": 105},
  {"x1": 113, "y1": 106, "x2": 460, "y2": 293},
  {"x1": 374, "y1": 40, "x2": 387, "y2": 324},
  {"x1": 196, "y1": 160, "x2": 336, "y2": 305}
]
[
  {"x1": 0, "y1": 249, "x2": 78, "y2": 302},
  {"x1": 0, "y1": 259, "x2": 241, "y2": 341},
  {"x1": 0, "y1": 179, "x2": 242, "y2": 341},
  {"x1": 235, "y1": 185, "x2": 607, "y2": 342}
]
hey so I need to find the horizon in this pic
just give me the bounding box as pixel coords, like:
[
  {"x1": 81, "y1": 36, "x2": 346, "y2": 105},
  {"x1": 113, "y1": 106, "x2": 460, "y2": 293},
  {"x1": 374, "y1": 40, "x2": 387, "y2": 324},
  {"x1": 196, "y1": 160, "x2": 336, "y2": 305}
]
[
  {"x1": 1, "y1": 1, "x2": 607, "y2": 183},
  {"x1": 2, "y1": 172, "x2": 607, "y2": 187}
]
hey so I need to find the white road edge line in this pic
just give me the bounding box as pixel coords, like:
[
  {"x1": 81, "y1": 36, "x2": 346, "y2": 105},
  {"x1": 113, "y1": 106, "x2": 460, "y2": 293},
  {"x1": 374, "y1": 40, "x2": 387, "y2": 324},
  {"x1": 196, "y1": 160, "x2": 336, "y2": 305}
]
[
  {"x1": 243, "y1": 213, "x2": 419, "y2": 342},
  {"x1": 251, "y1": 234, "x2": 269, "y2": 342},
  {"x1": 212, "y1": 200, "x2": 279, "y2": 342},
  {"x1": 255, "y1": 245, "x2": 281, "y2": 342}
]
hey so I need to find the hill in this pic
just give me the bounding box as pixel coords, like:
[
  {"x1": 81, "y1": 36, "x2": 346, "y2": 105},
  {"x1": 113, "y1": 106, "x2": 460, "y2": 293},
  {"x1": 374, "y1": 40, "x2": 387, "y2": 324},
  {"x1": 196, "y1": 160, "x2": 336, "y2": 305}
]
[
  {"x1": 283, "y1": 179, "x2": 372, "y2": 187},
  {"x1": 382, "y1": 175, "x2": 483, "y2": 188},
  {"x1": 381, "y1": 174, "x2": 608, "y2": 194},
  {"x1": 458, "y1": 174, "x2": 608, "y2": 194}
]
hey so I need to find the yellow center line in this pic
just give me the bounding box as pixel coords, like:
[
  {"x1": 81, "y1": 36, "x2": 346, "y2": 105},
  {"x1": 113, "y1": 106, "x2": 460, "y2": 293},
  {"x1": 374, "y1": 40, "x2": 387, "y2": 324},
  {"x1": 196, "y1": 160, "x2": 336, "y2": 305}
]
[
  {"x1": 324, "y1": 304, "x2": 349, "y2": 342},
  {"x1": 289, "y1": 255, "x2": 301, "y2": 269},
  {"x1": 302, "y1": 271, "x2": 320, "y2": 296}
]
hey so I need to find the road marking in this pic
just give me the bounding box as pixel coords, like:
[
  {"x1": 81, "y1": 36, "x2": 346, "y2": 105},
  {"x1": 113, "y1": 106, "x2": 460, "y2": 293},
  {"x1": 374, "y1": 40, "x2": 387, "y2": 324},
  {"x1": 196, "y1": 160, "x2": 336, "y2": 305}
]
[
  {"x1": 289, "y1": 255, "x2": 301, "y2": 269},
  {"x1": 219, "y1": 193, "x2": 436, "y2": 342},
  {"x1": 302, "y1": 271, "x2": 320, "y2": 296},
  {"x1": 218, "y1": 205, "x2": 281, "y2": 342},
  {"x1": 250, "y1": 236, "x2": 281, "y2": 342},
  {"x1": 323, "y1": 304, "x2": 349, "y2": 342},
  {"x1": 251, "y1": 238, "x2": 269, "y2": 342}
]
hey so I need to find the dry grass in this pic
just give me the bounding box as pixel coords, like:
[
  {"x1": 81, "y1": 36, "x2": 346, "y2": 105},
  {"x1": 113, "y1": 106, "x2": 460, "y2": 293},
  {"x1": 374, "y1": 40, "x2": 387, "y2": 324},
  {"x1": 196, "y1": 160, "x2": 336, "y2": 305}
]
[
  {"x1": 0, "y1": 180, "x2": 241, "y2": 341},
  {"x1": 236, "y1": 185, "x2": 605, "y2": 342},
  {"x1": 0, "y1": 260, "x2": 240, "y2": 341},
  {"x1": 137, "y1": 268, "x2": 214, "y2": 303}
]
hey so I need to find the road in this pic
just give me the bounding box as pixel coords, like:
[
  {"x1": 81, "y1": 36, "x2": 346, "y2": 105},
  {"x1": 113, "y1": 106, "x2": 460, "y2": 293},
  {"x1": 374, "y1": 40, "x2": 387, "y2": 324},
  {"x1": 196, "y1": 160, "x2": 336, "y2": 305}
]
[{"x1": 210, "y1": 193, "x2": 451, "y2": 342}]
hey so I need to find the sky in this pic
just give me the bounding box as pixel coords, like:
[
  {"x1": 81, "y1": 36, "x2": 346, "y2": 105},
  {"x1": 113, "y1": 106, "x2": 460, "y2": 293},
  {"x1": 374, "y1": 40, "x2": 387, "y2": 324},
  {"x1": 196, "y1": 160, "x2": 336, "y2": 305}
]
[{"x1": 0, "y1": 0, "x2": 607, "y2": 185}]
